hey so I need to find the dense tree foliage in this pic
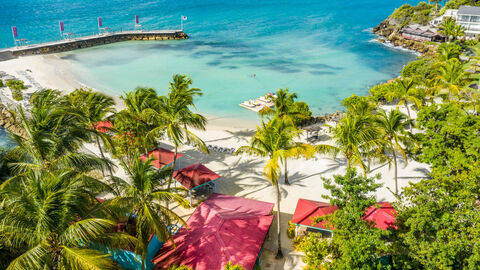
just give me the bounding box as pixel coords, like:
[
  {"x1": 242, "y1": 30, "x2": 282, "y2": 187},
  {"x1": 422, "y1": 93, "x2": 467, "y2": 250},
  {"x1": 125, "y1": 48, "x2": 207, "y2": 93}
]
[{"x1": 297, "y1": 169, "x2": 388, "y2": 270}]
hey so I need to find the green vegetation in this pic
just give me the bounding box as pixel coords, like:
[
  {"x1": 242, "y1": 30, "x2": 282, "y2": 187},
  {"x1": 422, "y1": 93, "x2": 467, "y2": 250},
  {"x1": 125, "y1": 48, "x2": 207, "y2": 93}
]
[
  {"x1": 6, "y1": 79, "x2": 27, "y2": 101},
  {"x1": 0, "y1": 74, "x2": 209, "y2": 269},
  {"x1": 440, "y1": 17, "x2": 465, "y2": 42},
  {"x1": 390, "y1": 2, "x2": 435, "y2": 26},
  {"x1": 297, "y1": 169, "x2": 387, "y2": 269},
  {"x1": 0, "y1": 79, "x2": 3, "y2": 87},
  {"x1": 224, "y1": 262, "x2": 246, "y2": 270},
  {"x1": 259, "y1": 88, "x2": 312, "y2": 126},
  {"x1": 236, "y1": 117, "x2": 315, "y2": 258}
]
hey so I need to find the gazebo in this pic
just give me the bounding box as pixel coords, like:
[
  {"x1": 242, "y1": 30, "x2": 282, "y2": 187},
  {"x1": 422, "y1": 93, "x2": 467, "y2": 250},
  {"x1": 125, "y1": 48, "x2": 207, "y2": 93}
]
[
  {"x1": 173, "y1": 163, "x2": 221, "y2": 204},
  {"x1": 291, "y1": 199, "x2": 397, "y2": 236},
  {"x1": 152, "y1": 193, "x2": 274, "y2": 270},
  {"x1": 291, "y1": 199, "x2": 338, "y2": 236},
  {"x1": 140, "y1": 147, "x2": 183, "y2": 170}
]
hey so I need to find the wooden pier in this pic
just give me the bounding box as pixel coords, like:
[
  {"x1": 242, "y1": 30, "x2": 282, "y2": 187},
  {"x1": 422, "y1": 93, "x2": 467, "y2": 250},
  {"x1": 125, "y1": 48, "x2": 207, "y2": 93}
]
[{"x1": 0, "y1": 30, "x2": 188, "y2": 61}]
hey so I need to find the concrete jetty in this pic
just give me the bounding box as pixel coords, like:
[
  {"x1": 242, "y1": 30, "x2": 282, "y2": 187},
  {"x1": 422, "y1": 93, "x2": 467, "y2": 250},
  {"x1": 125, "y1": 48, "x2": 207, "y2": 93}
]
[{"x1": 0, "y1": 30, "x2": 188, "y2": 61}]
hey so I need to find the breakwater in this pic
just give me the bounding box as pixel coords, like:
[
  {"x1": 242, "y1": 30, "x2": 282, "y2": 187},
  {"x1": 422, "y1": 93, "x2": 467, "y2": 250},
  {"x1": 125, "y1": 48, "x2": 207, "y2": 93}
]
[{"x1": 0, "y1": 30, "x2": 188, "y2": 60}]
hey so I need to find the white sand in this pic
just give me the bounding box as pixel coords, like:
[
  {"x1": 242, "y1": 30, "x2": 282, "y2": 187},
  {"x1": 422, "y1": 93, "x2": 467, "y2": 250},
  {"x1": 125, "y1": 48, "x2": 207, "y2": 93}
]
[{"x1": 0, "y1": 54, "x2": 430, "y2": 269}]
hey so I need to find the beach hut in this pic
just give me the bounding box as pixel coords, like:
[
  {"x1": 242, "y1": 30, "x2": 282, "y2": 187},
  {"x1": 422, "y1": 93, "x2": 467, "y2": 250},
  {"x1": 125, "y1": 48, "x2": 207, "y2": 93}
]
[
  {"x1": 291, "y1": 199, "x2": 397, "y2": 236},
  {"x1": 152, "y1": 193, "x2": 274, "y2": 270},
  {"x1": 140, "y1": 147, "x2": 183, "y2": 170},
  {"x1": 362, "y1": 202, "x2": 397, "y2": 230},
  {"x1": 291, "y1": 199, "x2": 338, "y2": 237},
  {"x1": 172, "y1": 163, "x2": 221, "y2": 204}
]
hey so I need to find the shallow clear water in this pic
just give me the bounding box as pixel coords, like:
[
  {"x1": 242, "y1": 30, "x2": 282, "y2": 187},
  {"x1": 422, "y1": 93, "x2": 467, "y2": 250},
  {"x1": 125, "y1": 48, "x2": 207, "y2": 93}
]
[
  {"x1": 0, "y1": 128, "x2": 13, "y2": 150},
  {"x1": 1, "y1": 0, "x2": 420, "y2": 120}
]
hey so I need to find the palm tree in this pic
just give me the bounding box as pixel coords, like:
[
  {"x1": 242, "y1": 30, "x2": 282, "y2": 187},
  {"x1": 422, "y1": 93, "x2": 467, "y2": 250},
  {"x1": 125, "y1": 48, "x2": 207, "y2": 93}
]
[
  {"x1": 434, "y1": 58, "x2": 471, "y2": 100},
  {"x1": 4, "y1": 90, "x2": 109, "y2": 179},
  {"x1": 436, "y1": 43, "x2": 461, "y2": 62},
  {"x1": 0, "y1": 170, "x2": 136, "y2": 270},
  {"x1": 386, "y1": 78, "x2": 423, "y2": 132},
  {"x1": 440, "y1": 17, "x2": 464, "y2": 41},
  {"x1": 103, "y1": 156, "x2": 187, "y2": 270},
  {"x1": 154, "y1": 75, "x2": 209, "y2": 192},
  {"x1": 375, "y1": 109, "x2": 415, "y2": 195},
  {"x1": 317, "y1": 114, "x2": 380, "y2": 175},
  {"x1": 65, "y1": 89, "x2": 116, "y2": 178},
  {"x1": 259, "y1": 88, "x2": 310, "y2": 125},
  {"x1": 235, "y1": 118, "x2": 313, "y2": 258},
  {"x1": 116, "y1": 87, "x2": 162, "y2": 157}
]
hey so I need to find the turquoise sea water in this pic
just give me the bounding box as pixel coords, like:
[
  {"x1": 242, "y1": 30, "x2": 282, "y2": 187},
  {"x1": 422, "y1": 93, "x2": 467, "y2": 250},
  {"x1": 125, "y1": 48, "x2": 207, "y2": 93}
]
[{"x1": 1, "y1": 0, "x2": 420, "y2": 120}]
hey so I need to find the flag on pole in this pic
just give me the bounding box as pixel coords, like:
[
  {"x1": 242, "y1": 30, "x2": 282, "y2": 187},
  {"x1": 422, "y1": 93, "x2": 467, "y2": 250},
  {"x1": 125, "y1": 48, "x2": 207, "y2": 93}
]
[
  {"x1": 59, "y1": 21, "x2": 64, "y2": 32},
  {"x1": 98, "y1": 17, "x2": 102, "y2": 27},
  {"x1": 12, "y1": 26, "x2": 18, "y2": 38},
  {"x1": 135, "y1": 15, "x2": 139, "y2": 24},
  {"x1": 181, "y1": 16, "x2": 187, "y2": 21}
]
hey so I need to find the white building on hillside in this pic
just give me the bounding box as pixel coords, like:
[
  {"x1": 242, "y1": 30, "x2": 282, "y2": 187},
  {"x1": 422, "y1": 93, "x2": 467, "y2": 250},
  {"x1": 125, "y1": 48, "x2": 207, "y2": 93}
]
[
  {"x1": 430, "y1": 9, "x2": 458, "y2": 26},
  {"x1": 456, "y1": 6, "x2": 480, "y2": 38}
]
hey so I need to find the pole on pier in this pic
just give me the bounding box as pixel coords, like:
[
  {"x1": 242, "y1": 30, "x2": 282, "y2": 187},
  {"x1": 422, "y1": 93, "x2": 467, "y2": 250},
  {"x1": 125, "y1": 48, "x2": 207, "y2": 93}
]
[
  {"x1": 181, "y1": 15, "x2": 187, "y2": 31},
  {"x1": 11, "y1": 26, "x2": 18, "y2": 47},
  {"x1": 59, "y1": 21, "x2": 64, "y2": 39}
]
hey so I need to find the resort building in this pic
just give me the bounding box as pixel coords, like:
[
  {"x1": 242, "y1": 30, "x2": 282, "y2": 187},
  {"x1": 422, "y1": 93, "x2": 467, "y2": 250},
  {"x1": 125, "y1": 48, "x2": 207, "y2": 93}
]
[
  {"x1": 430, "y1": 9, "x2": 458, "y2": 26},
  {"x1": 291, "y1": 199, "x2": 397, "y2": 237},
  {"x1": 400, "y1": 24, "x2": 445, "y2": 42},
  {"x1": 456, "y1": 6, "x2": 480, "y2": 38},
  {"x1": 152, "y1": 193, "x2": 274, "y2": 270}
]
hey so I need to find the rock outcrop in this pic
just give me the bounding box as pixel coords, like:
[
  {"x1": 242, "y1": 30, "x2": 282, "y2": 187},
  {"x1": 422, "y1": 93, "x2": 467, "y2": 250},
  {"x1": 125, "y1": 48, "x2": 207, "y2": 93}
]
[
  {"x1": 0, "y1": 105, "x2": 27, "y2": 138},
  {"x1": 373, "y1": 18, "x2": 438, "y2": 57}
]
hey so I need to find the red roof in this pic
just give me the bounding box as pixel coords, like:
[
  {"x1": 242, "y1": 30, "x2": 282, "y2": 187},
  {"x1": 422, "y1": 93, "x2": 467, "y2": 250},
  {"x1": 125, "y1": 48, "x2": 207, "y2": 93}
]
[
  {"x1": 152, "y1": 193, "x2": 274, "y2": 270},
  {"x1": 94, "y1": 121, "x2": 113, "y2": 133},
  {"x1": 291, "y1": 199, "x2": 338, "y2": 230},
  {"x1": 140, "y1": 148, "x2": 183, "y2": 169},
  {"x1": 362, "y1": 202, "x2": 397, "y2": 230},
  {"x1": 291, "y1": 199, "x2": 397, "y2": 231},
  {"x1": 173, "y1": 163, "x2": 221, "y2": 190}
]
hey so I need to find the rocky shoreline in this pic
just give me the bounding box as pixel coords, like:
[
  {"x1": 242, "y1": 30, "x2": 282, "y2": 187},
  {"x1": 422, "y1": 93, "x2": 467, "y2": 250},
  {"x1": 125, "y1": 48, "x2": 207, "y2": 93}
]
[
  {"x1": 0, "y1": 104, "x2": 26, "y2": 138},
  {"x1": 373, "y1": 18, "x2": 438, "y2": 56}
]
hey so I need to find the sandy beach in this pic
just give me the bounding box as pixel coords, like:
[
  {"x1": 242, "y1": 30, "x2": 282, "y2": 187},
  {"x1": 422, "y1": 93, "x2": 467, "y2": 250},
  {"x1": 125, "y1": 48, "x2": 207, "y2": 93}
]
[{"x1": 0, "y1": 54, "x2": 430, "y2": 269}]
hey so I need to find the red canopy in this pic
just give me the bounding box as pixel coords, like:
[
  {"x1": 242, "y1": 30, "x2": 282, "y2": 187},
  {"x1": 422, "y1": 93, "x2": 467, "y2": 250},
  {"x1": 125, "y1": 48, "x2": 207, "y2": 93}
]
[
  {"x1": 94, "y1": 121, "x2": 113, "y2": 133},
  {"x1": 291, "y1": 199, "x2": 397, "y2": 231},
  {"x1": 173, "y1": 163, "x2": 220, "y2": 190},
  {"x1": 140, "y1": 148, "x2": 183, "y2": 169},
  {"x1": 291, "y1": 199, "x2": 338, "y2": 230},
  {"x1": 362, "y1": 202, "x2": 397, "y2": 230},
  {"x1": 152, "y1": 193, "x2": 274, "y2": 270}
]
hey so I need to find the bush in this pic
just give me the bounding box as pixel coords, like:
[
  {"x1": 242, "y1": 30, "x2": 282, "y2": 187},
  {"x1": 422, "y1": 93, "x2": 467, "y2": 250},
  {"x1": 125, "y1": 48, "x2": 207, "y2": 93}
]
[
  {"x1": 11, "y1": 89, "x2": 23, "y2": 101},
  {"x1": 465, "y1": 39, "x2": 479, "y2": 47},
  {"x1": 296, "y1": 233, "x2": 330, "y2": 269},
  {"x1": 401, "y1": 58, "x2": 436, "y2": 81},
  {"x1": 287, "y1": 221, "x2": 296, "y2": 239},
  {"x1": 369, "y1": 81, "x2": 398, "y2": 103},
  {"x1": 5, "y1": 79, "x2": 26, "y2": 91},
  {"x1": 391, "y1": 2, "x2": 434, "y2": 25},
  {"x1": 292, "y1": 101, "x2": 312, "y2": 125},
  {"x1": 0, "y1": 79, "x2": 3, "y2": 87}
]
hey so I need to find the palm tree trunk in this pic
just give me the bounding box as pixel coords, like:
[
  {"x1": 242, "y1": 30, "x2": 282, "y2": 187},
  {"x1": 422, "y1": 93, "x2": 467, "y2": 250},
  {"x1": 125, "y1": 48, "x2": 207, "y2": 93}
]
[
  {"x1": 274, "y1": 183, "x2": 284, "y2": 259},
  {"x1": 405, "y1": 102, "x2": 413, "y2": 133},
  {"x1": 96, "y1": 136, "x2": 115, "y2": 179},
  {"x1": 393, "y1": 151, "x2": 398, "y2": 195},
  {"x1": 284, "y1": 158, "x2": 290, "y2": 185},
  {"x1": 141, "y1": 251, "x2": 146, "y2": 270}
]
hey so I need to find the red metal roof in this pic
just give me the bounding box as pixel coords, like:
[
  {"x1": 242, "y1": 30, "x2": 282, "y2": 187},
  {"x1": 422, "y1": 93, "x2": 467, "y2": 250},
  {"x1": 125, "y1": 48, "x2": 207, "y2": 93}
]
[
  {"x1": 362, "y1": 202, "x2": 397, "y2": 230},
  {"x1": 173, "y1": 163, "x2": 221, "y2": 190},
  {"x1": 291, "y1": 199, "x2": 338, "y2": 230},
  {"x1": 291, "y1": 199, "x2": 397, "y2": 231},
  {"x1": 140, "y1": 148, "x2": 183, "y2": 169},
  {"x1": 152, "y1": 193, "x2": 274, "y2": 270},
  {"x1": 94, "y1": 121, "x2": 113, "y2": 133}
]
